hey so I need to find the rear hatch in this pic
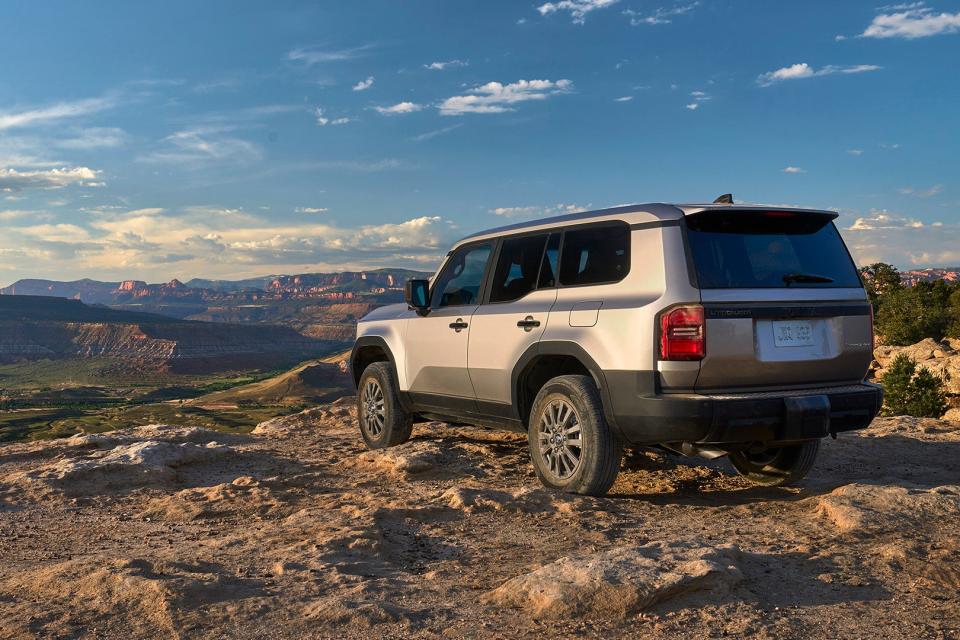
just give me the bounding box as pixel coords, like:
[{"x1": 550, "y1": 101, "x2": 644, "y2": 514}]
[{"x1": 685, "y1": 209, "x2": 873, "y2": 392}]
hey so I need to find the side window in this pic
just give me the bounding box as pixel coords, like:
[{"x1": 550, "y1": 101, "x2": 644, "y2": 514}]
[
  {"x1": 431, "y1": 242, "x2": 493, "y2": 308},
  {"x1": 558, "y1": 223, "x2": 630, "y2": 286},
  {"x1": 489, "y1": 234, "x2": 549, "y2": 303},
  {"x1": 537, "y1": 233, "x2": 561, "y2": 289}
]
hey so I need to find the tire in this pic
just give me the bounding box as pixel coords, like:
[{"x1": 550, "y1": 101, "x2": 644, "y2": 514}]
[
  {"x1": 728, "y1": 440, "x2": 820, "y2": 487},
  {"x1": 527, "y1": 375, "x2": 623, "y2": 497},
  {"x1": 356, "y1": 362, "x2": 413, "y2": 449}
]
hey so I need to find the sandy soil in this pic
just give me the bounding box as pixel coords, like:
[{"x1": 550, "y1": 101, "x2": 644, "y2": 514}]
[{"x1": 0, "y1": 400, "x2": 958, "y2": 639}]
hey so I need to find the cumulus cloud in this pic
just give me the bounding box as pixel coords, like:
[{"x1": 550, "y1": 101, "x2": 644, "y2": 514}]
[
  {"x1": 861, "y1": 5, "x2": 960, "y2": 39},
  {"x1": 758, "y1": 63, "x2": 881, "y2": 86},
  {"x1": 374, "y1": 102, "x2": 423, "y2": 115},
  {"x1": 424, "y1": 60, "x2": 468, "y2": 70},
  {"x1": 623, "y1": 2, "x2": 698, "y2": 26},
  {"x1": 783, "y1": 166, "x2": 807, "y2": 174},
  {"x1": 841, "y1": 209, "x2": 960, "y2": 266},
  {"x1": 352, "y1": 76, "x2": 374, "y2": 91},
  {"x1": 490, "y1": 203, "x2": 589, "y2": 220},
  {"x1": 0, "y1": 166, "x2": 101, "y2": 191},
  {"x1": 536, "y1": 0, "x2": 620, "y2": 24},
  {"x1": 295, "y1": 207, "x2": 329, "y2": 214},
  {"x1": 0, "y1": 206, "x2": 453, "y2": 281},
  {"x1": 848, "y1": 149, "x2": 864, "y2": 156},
  {"x1": 439, "y1": 79, "x2": 573, "y2": 115},
  {"x1": 685, "y1": 103, "x2": 699, "y2": 110}
]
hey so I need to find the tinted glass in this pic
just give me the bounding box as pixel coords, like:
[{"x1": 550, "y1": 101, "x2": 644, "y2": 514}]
[
  {"x1": 489, "y1": 234, "x2": 549, "y2": 303},
  {"x1": 537, "y1": 233, "x2": 561, "y2": 289},
  {"x1": 431, "y1": 242, "x2": 493, "y2": 307},
  {"x1": 686, "y1": 212, "x2": 861, "y2": 289},
  {"x1": 558, "y1": 224, "x2": 630, "y2": 286}
]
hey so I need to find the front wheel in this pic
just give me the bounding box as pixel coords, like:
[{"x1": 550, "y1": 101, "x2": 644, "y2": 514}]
[
  {"x1": 527, "y1": 375, "x2": 623, "y2": 497},
  {"x1": 357, "y1": 362, "x2": 412, "y2": 449},
  {"x1": 728, "y1": 440, "x2": 820, "y2": 487}
]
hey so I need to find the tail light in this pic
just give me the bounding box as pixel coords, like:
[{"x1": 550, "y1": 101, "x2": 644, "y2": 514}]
[{"x1": 659, "y1": 305, "x2": 705, "y2": 361}]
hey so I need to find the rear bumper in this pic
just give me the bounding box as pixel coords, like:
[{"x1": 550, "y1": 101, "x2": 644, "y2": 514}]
[{"x1": 606, "y1": 380, "x2": 883, "y2": 446}]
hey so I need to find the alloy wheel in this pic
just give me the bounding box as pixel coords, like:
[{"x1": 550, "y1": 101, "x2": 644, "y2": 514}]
[
  {"x1": 360, "y1": 379, "x2": 385, "y2": 438},
  {"x1": 536, "y1": 398, "x2": 583, "y2": 480}
]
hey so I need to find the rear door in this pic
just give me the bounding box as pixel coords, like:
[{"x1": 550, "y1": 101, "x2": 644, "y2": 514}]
[
  {"x1": 684, "y1": 210, "x2": 873, "y2": 392},
  {"x1": 467, "y1": 232, "x2": 559, "y2": 409}
]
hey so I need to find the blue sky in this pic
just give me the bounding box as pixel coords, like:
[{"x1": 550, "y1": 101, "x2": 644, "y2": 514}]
[{"x1": 1, "y1": 0, "x2": 958, "y2": 283}]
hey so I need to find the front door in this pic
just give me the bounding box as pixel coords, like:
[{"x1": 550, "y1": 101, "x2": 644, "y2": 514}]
[
  {"x1": 468, "y1": 232, "x2": 559, "y2": 411},
  {"x1": 404, "y1": 241, "x2": 494, "y2": 406}
]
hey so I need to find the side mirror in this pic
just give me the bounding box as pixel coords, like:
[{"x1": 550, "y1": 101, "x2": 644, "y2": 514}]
[{"x1": 404, "y1": 279, "x2": 430, "y2": 315}]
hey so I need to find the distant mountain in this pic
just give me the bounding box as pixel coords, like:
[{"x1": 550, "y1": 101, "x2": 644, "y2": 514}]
[
  {"x1": 0, "y1": 295, "x2": 338, "y2": 374},
  {"x1": 0, "y1": 278, "x2": 121, "y2": 305}
]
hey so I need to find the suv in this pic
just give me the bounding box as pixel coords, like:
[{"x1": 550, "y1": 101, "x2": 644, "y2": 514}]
[{"x1": 350, "y1": 201, "x2": 882, "y2": 496}]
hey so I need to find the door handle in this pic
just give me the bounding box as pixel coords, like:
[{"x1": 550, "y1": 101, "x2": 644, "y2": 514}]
[
  {"x1": 449, "y1": 319, "x2": 468, "y2": 332},
  {"x1": 517, "y1": 316, "x2": 541, "y2": 331}
]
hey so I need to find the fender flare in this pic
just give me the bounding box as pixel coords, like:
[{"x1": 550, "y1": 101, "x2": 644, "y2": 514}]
[{"x1": 350, "y1": 336, "x2": 398, "y2": 389}]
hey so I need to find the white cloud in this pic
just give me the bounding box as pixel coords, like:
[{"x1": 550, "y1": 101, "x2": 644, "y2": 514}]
[
  {"x1": 0, "y1": 166, "x2": 101, "y2": 191},
  {"x1": 537, "y1": 0, "x2": 620, "y2": 24},
  {"x1": 491, "y1": 203, "x2": 589, "y2": 219},
  {"x1": 839, "y1": 209, "x2": 960, "y2": 267},
  {"x1": 286, "y1": 45, "x2": 373, "y2": 65},
  {"x1": 624, "y1": 2, "x2": 698, "y2": 26},
  {"x1": 374, "y1": 102, "x2": 423, "y2": 115},
  {"x1": 899, "y1": 184, "x2": 943, "y2": 198},
  {"x1": 0, "y1": 95, "x2": 120, "y2": 131},
  {"x1": 861, "y1": 5, "x2": 960, "y2": 39},
  {"x1": 56, "y1": 127, "x2": 128, "y2": 150},
  {"x1": 295, "y1": 207, "x2": 329, "y2": 214},
  {"x1": 314, "y1": 108, "x2": 351, "y2": 126},
  {"x1": 439, "y1": 79, "x2": 573, "y2": 115},
  {"x1": 685, "y1": 103, "x2": 699, "y2": 110},
  {"x1": 758, "y1": 63, "x2": 881, "y2": 86},
  {"x1": 352, "y1": 76, "x2": 374, "y2": 91},
  {"x1": 137, "y1": 127, "x2": 261, "y2": 165},
  {"x1": 410, "y1": 124, "x2": 463, "y2": 142},
  {"x1": 782, "y1": 166, "x2": 807, "y2": 174},
  {"x1": 614, "y1": 96, "x2": 633, "y2": 102},
  {"x1": 424, "y1": 60, "x2": 468, "y2": 71},
  {"x1": 847, "y1": 149, "x2": 864, "y2": 156}
]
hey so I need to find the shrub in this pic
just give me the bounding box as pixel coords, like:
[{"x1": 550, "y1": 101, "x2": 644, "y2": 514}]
[
  {"x1": 880, "y1": 353, "x2": 948, "y2": 418},
  {"x1": 875, "y1": 281, "x2": 951, "y2": 345}
]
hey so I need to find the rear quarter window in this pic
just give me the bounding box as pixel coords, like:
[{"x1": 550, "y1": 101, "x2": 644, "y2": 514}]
[
  {"x1": 559, "y1": 223, "x2": 630, "y2": 286},
  {"x1": 685, "y1": 211, "x2": 862, "y2": 289}
]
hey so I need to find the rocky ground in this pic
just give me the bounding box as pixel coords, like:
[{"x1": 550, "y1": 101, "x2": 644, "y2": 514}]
[{"x1": 1, "y1": 401, "x2": 958, "y2": 639}]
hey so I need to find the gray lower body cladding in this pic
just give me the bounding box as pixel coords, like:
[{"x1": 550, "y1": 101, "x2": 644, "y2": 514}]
[{"x1": 604, "y1": 375, "x2": 883, "y2": 446}]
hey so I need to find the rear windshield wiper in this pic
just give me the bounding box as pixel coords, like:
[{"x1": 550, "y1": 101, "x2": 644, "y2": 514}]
[{"x1": 782, "y1": 273, "x2": 835, "y2": 286}]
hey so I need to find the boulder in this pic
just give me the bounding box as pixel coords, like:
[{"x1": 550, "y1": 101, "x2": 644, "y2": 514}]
[
  {"x1": 484, "y1": 541, "x2": 743, "y2": 619},
  {"x1": 816, "y1": 483, "x2": 960, "y2": 534}
]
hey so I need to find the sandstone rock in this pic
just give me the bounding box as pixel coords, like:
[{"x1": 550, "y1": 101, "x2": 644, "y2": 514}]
[
  {"x1": 7, "y1": 439, "x2": 232, "y2": 496},
  {"x1": 941, "y1": 408, "x2": 960, "y2": 421},
  {"x1": 873, "y1": 338, "x2": 960, "y2": 394},
  {"x1": 484, "y1": 541, "x2": 743, "y2": 619},
  {"x1": 441, "y1": 485, "x2": 590, "y2": 515},
  {"x1": 252, "y1": 404, "x2": 355, "y2": 437},
  {"x1": 357, "y1": 441, "x2": 454, "y2": 478},
  {"x1": 816, "y1": 483, "x2": 960, "y2": 534},
  {"x1": 142, "y1": 476, "x2": 284, "y2": 521}
]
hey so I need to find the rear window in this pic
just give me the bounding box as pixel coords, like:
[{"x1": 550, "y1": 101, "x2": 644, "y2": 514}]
[{"x1": 685, "y1": 211, "x2": 862, "y2": 289}]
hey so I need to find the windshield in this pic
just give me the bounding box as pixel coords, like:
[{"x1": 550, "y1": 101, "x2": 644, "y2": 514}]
[{"x1": 685, "y1": 211, "x2": 862, "y2": 289}]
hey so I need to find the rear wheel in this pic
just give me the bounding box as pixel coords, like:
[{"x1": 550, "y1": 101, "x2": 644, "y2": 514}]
[
  {"x1": 357, "y1": 362, "x2": 412, "y2": 449},
  {"x1": 728, "y1": 440, "x2": 820, "y2": 487},
  {"x1": 527, "y1": 375, "x2": 623, "y2": 496}
]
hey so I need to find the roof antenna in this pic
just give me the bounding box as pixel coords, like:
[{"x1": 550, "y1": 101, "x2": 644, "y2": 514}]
[{"x1": 713, "y1": 193, "x2": 734, "y2": 204}]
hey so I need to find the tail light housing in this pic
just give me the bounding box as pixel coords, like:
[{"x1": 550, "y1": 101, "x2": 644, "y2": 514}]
[{"x1": 659, "y1": 305, "x2": 705, "y2": 361}]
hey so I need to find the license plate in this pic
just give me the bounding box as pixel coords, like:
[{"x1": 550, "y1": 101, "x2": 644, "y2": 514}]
[{"x1": 772, "y1": 320, "x2": 814, "y2": 347}]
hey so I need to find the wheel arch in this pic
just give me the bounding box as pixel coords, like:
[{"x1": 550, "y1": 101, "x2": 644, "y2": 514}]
[
  {"x1": 511, "y1": 341, "x2": 622, "y2": 436},
  {"x1": 350, "y1": 336, "x2": 398, "y2": 389}
]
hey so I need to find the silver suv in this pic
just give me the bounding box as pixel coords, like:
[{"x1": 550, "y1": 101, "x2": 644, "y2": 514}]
[{"x1": 350, "y1": 200, "x2": 882, "y2": 496}]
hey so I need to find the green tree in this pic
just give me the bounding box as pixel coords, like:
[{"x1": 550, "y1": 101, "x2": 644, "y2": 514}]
[
  {"x1": 861, "y1": 262, "x2": 902, "y2": 306},
  {"x1": 880, "y1": 353, "x2": 948, "y2": 418},
  {"x1": 875, "y1": 280, "x2": 952, "y2": 345}
]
